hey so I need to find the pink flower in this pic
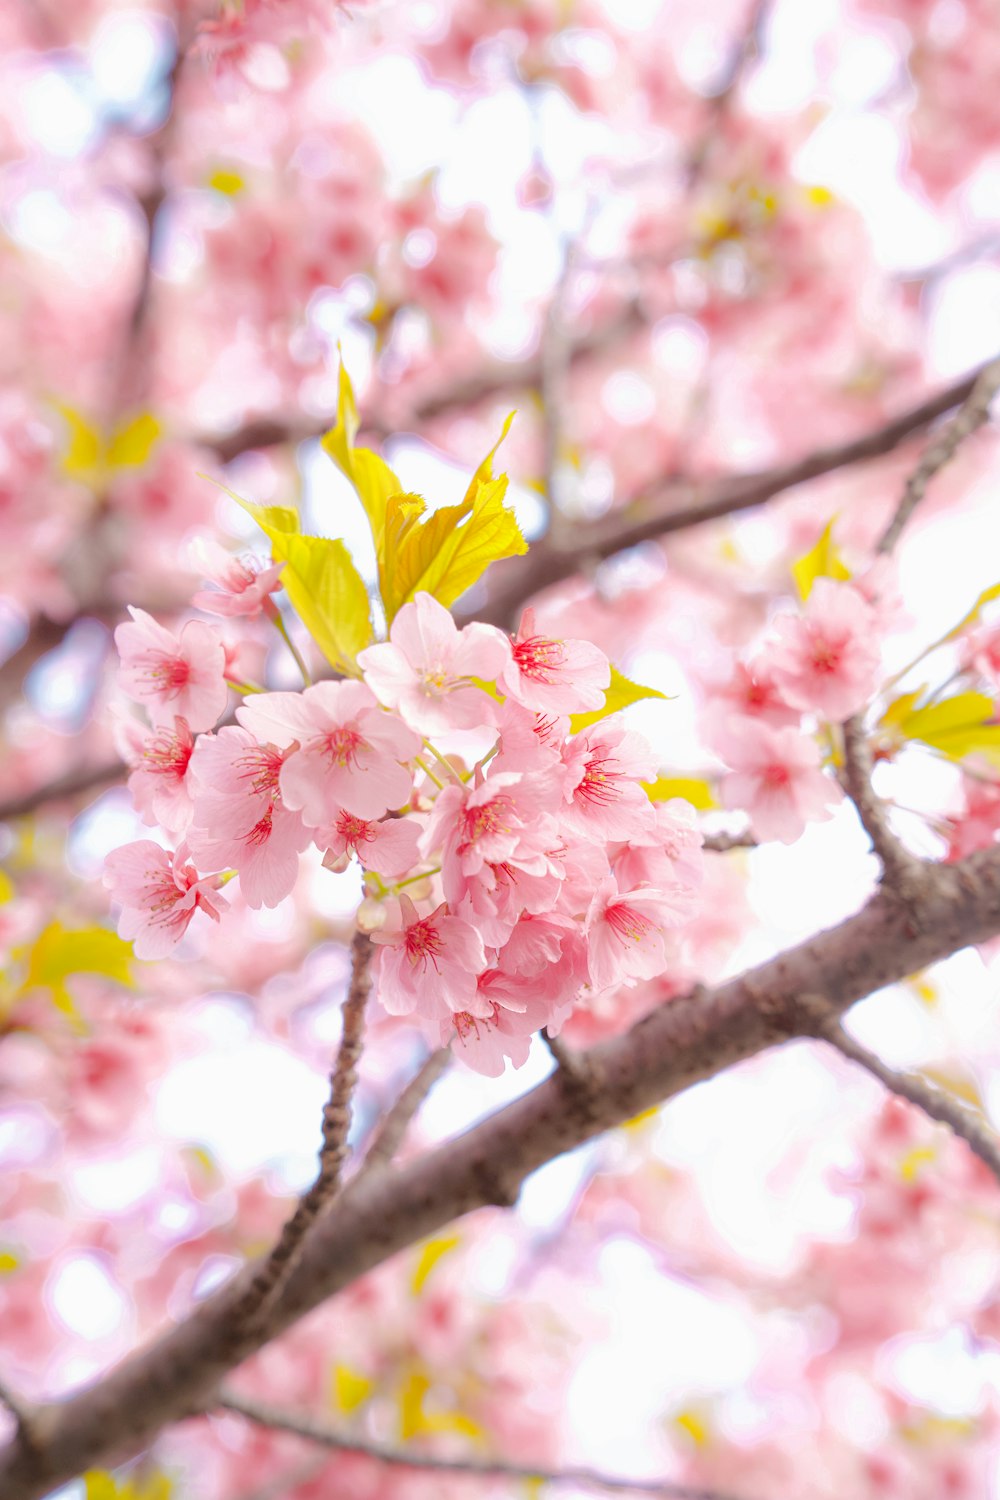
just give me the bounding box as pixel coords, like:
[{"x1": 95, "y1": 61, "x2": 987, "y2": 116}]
[
  {"x1": 424, "y1": 770, "x2": 560, "y2": 907},
  {"x1": 446, "y1": 988, "x2": 550, "y2": 1077},
  {"x1": 613, "y1": 797, "x2": 704, "y2": 907},
  {"x1": 768, "y1": 579, "x2": 880, "y2": 721},
  {"x1": 114, "y1": 712, "x2": 196, "y2": 835},
  {"x1": 702, "y1": 657, "x2": 800, "y2": 738},
  {"x1": 585, "y1": 876, "x2": 682, "y2": 990},
  {"x1": 115, "y1": 607, "x2": 228, "y2": 733},
  {"x1": 717, "y1": 718, "x2": 842, "y2": 843},
  {"x1": 237, "y1": 680, "x2": 420, "y2": 824},
  {"x1": 560, "y1": 718, "x2": 656, "y2": 841},
  {"x1": 371, "y1": 894, "x2": 487, "y2": 1019},
  {"x1": 357, "y1": 591, "x2": 509, "y2": 734},
  {"x1": 190, "y1": 537, "x2": 285, "y2": 618},
  {"x1": 320, "y1": 810, "x2": 422, "y2": 879},
  {"x1": 103, "y1": 841, "x2": 228, "y2": 959},
  {"x1": 492, "y1": 699, "x2": 569, "y2": 774},
  {"x1": 498, "y1": 607, "x2": 610, "y2": 714},
  {"x1": 962, "y1": 623, "x2": 1000, "y2": 688},
  {"x1": 186, "y1": 727, "x2": 312, "y2": 909}
]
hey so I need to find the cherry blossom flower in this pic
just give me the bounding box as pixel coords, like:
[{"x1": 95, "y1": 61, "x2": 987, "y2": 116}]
[
  {"x1": 237, "y1": 680, "x2": 420, "y2": 824},
  {"x1": 189, "y1": 537, "x2": 284, "y2": 618},
  {"x1": 492, "y1": 699, "x2": 569, "y2": 773},
  {"x1": 320, "y1": 809, "x2": 422, "y2": 879},
  {"x1": 560, "y1": 718, "x2": 656, "y2": 841},
  {"x1": 357, "y1": 591, "x2": 509, "y2": 734},
  {"x1": 115, "y1": 607, "x2": 228, "y2": 733},
  {"x1": 371, "y1": 894, "x2": 487, "y2": 1019},
  {"x1": 424, "y1": 770, "x2": 560, "y2": 907},
  {"x1": 103, "y1": 842, "x2": 228, "y2": 959},
  {"x1": 768, "y1": 579, "x2": 880, "y2": 721},
  {"x1": 716, "y1": 718, "x2": 842, "y2": 843},
  {"x1": 114, "y1": 712, "x2": 196, "y2": 835},
  {"x1": 186, "y1": 727, "x2": 312, "y2": 909},
  {"x1": 585, "y1": 876, "x2": 683, "y2": 990},
  {"x1": 613, "y1": 797, "x2": 705, "y2": 909},
  {"x1": 498, "y1": 607, "x2": 610, "y2": 714}
]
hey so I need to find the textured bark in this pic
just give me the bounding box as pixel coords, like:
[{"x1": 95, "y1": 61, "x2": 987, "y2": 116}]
[{"x1": 4, "y1": 847, "x2": 1000, "y2": 1498}]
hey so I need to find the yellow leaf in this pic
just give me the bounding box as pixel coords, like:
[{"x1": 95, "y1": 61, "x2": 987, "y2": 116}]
[
  {"x1": 399, "y1": 1371, "x2": 483, "y2": 1443},
  {"x1": 332, "y1": 1363, "x2": 375, "y2": 1414},
  {"x1": 0, "y1": 1250, "x2": 20, "y2": 1274},
  {"x1": 385, "y1": 472, "x2": 527, "y2": 622},
  {"x1": 0, "y1": 869, "x2": 14, "y2": 903},
  {"x1": 921, "y1": 1067, "x2": 985, "y2": 1111},
  {"x1": 569, "y1": 664, "x2": 668, "y2": 734},
  {"x1": 790, "y1": 517, "x2": 851, "y2": 601},
  {"x1": 106, "y1": 413, "x2": 162, "y2": 470},
  {"x1": 16, "y1": 921, "x2": 134, "y2": 1021},
  {"x1": 208, "y1": 168, "x2": 245, "y2": 196},
  {"x1": 410, "y1": 1233, "x2": 461, "y2": 1296},
  {"x1": 268, "y1": 532, "x2": 373, "y2": 671},
  {"x1": 461, "y1": 410, "x2": 515, "y2": 504},
  {"x1": 84, "y1": 1475, "x2": 119, "y2": 1500},
  {"x1": 642, "y1": 776, "x2": 717, "y2": 810},
  {"x1": 900, "y1": 1411, "x2": 976, "y2": 1446},
  {"x1": 899, "y1": 1145, "x2": 937, "y2": 1183},
  {"x1": 56, "y1": 405, "x2": 161, "y2": 484},
  {"x1": 621, "y1": 1104, "x2": 660, "y2": 1132},
  {"x1": 206, "y1": 476, "x2": 299, "y2": 538},
  {"x1": 943, "y1": 580, "x2": 1000, "y2": 645},
  {"x1": 56, "y1": 404, "x2": 103, "y2": 483},
  {"x1": 885, "y1": 690, "x2": 1000, "y2": 763},
  {"x1": 804, "y1": 184, "x2": 835, "y2": 208},
  {"x1": 674, "y1": 1407, "x2": 711, "y2": 1448},
  {"x1": 321, "y1": 362, "x2": 402, "y2": 558}
]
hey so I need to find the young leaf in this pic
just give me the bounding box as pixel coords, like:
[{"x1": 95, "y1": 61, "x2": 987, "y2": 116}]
[
  {"x1": 268, "y1": 531, "x2": 373, "y2": 671},
  {"x1": 16, "y1": 922, "x2": 135, "y2": 1022},
  {"x1": 569, "y1": 664, "x2": 669, "y2": 733},
  {"x1": 642, "y1": 775, "x2": 718, "y2": 810},
  {"x1": 321, "y1": 362, "x2": 402, "y2": 555},
  {"x1": 385, "y1": 474, "x2": 527, "y2": 620},
  {"x1": 881, "y1": 690, "x2": 1000, "y2": 763},
  {"x1": 410, "y1": 1232, "x2": 461, "y2": 1296},
  {"x1": 791, "y1": 516, "x2": 850, "y2": 601}
]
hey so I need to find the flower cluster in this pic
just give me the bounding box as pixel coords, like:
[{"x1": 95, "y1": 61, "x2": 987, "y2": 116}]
[
  {"x1": 704, "y1": 573, "x2": 892, "y2": 843},
  {"x1": 106, "y1": 589, "x2": 703, "y2": 1075}
]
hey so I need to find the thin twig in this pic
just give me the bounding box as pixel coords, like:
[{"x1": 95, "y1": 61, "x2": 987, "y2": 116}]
[
  {"x1": 877, "y1": 352, "x2": 1000, "y2": 554},
  {"x1": 216, "y1": 1392, "x2": 755, "y2": 1500},
  {"x1": 351, "y1": 1048, "x2": 450, "y2": 1180},
  {"x1": 840, "y1": 716, "x2": 924, "y2": 894},
  {"x1": 816, "y1": 1017, "x2": 1000, "y2": 1190},
  {"x1": 684, "y1": 0, "x2": 773, "y2": 187},
  {"x1": 225, "y1": 931, "x2": 374, "y2": 1337},
  {"x1": 702, "y1": 830, "x2": 757, "y2": 852}
]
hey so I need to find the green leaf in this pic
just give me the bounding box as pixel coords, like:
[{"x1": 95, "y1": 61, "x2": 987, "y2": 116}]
[
  {"x1": 569, "y1": 664, "x2": 668, "y2": 733},
  {"x1": 17, "y1": 922, "x2": 135, "y2": 1022},
  {"x1": 790, "y1": 516, "x2": 850, "y2": 601}
]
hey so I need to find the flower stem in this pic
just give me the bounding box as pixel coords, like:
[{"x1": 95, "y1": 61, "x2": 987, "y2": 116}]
[{"x1": 271, "y1": 608, "x2": 312, "y2": 687}]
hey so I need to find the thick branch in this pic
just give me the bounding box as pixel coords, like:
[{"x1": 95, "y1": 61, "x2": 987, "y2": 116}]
[
  {"x1": 216, "y1": 1391, "x2": 750, "y2": 1500},
  {"x1": 6, "y1": 847, "x2": 1000, "y2": 1496}
]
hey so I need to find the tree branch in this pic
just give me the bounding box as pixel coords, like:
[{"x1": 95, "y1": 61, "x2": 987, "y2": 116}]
[
  {"x1": 350, "y1": 1047, "x2": 450, "y2": 1182},
  {"x1": 839, "y1": 716, "x2": 924, "y2": 894},
  {"x1": 223, "y1": 931, "x2": 373, "y2": 1341},
  {"x1": 876, "y1": 352, "x2": 1000, "y2": 555},
  {"x1": 215, "y1": 1391, "x2": 754, "y2": 1500},
  {"x1": 6, "y1": 845, "x2": 1000, "y2": 1496},
  {"x1": 817, "y1": 1017, "x2": 1000, "y2": 1189}
]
